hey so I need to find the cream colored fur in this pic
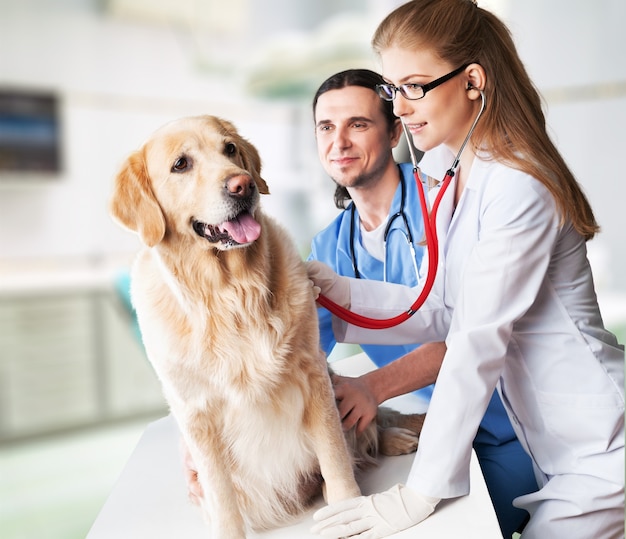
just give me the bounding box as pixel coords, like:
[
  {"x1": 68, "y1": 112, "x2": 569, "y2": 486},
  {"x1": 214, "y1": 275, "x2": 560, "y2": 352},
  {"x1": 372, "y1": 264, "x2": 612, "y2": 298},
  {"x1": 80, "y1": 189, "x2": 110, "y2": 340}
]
[{"x1": 109, "y1": 115, "x2": 423, "y2": 539}]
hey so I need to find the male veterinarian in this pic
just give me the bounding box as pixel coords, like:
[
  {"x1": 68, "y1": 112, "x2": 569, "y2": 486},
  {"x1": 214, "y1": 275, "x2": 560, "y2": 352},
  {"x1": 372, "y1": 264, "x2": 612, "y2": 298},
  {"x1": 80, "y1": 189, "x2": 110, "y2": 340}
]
[{"x1": 308, "y1": 69, "x2": 538, "y2": 539}]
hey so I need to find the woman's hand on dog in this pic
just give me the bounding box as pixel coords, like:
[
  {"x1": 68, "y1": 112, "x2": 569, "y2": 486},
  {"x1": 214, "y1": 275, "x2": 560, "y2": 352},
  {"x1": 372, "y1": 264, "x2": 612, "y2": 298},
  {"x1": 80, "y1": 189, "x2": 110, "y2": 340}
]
[
  {"x1": 331, "y1": 374, "x2": 379, "y2": 435},
  {"x1": 312, "y1": 483, "x2": 440, "y2": 538},
  {"x1": 306, "y1": 261, "x2": 351, "y2": 308},
  {"x1": 308, "y1": 279, "x2": 321, "y2": 300}
]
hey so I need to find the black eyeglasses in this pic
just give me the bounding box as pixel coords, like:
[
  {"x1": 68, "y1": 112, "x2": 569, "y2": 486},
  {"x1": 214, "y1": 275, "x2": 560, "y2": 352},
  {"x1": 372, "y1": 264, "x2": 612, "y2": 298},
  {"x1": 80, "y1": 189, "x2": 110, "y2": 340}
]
[{"x1": 376, "y1": 64, "x2": 470, "y2": 101}]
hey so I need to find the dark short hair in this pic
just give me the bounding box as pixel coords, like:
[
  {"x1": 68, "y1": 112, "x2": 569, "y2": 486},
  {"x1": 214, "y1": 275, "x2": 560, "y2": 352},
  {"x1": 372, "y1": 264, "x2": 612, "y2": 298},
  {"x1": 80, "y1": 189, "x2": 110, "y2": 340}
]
[
  {"x1": 313, "y1": 68, "x2": 397, "y2": 130},
  {"x1": 313, "y1": 69, "x2": 398, "y2": 210}
]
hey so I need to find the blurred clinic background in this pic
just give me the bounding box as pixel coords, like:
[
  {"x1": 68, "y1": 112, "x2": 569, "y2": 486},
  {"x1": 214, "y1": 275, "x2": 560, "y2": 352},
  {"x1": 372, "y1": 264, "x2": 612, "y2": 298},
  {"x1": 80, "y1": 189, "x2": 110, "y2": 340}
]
[{"x1": 1, "y1": 1, "x2": 625, "y2": 538}]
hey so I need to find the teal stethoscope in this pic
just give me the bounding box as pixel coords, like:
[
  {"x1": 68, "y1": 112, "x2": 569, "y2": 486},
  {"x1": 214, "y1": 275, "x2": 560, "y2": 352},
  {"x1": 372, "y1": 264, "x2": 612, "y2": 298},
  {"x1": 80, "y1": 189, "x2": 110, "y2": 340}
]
[
  {"x1": 349, "y1": 169, "x2": 420, "y2": 284},
  {"x1": 318, "y1": 88, "x2": 486, "y2": 329}
]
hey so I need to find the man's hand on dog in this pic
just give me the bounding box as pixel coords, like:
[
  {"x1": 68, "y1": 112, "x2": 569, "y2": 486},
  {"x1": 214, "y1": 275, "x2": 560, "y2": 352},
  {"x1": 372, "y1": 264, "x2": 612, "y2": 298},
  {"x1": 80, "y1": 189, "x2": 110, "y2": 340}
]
[{"x1": 331, "y1": 374, "x2": 379, "y2": 435}]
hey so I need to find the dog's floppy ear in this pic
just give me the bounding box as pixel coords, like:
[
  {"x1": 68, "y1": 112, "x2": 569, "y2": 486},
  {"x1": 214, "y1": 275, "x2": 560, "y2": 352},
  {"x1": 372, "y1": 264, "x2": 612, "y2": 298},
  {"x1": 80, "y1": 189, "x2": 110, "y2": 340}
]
[
  {"x1": 110, "y1": 150, "x2": 166, "y2": 247},
  {"x1": 239, "y1": 138, "x2": 270, "y2": 195},
  {"x1": 214, "y1": 116, "x2": 270, "y2": 195}
]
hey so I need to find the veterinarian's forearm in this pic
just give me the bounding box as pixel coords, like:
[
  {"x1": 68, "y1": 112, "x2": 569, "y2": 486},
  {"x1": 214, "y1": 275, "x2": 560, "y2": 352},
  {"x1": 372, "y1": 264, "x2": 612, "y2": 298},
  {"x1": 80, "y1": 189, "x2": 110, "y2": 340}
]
[{"x1": 363, "y1": 342, "x2": 445, "y2": 404}]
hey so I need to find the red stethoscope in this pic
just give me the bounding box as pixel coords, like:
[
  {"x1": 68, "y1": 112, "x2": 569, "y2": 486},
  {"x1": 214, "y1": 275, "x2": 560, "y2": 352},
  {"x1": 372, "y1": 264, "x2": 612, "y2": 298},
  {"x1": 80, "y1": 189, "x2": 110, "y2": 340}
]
[{"x1": 316, "y1": 90, "x2": 486, "y2": 329}]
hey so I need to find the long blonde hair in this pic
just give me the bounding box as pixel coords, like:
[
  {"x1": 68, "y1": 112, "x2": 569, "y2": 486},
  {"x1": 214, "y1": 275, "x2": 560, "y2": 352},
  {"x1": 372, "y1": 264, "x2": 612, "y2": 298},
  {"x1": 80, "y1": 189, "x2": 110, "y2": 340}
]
[{"x1": 372, "y1": 0, "x2": 599, "y2": 239}]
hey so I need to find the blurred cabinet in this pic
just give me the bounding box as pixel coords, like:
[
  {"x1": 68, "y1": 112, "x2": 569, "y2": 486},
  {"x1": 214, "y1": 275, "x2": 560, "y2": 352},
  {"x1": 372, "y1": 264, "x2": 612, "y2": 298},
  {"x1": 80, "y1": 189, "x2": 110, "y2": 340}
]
[{"x1": 0, "y1": 290, "x2": 166, "y2": 441}]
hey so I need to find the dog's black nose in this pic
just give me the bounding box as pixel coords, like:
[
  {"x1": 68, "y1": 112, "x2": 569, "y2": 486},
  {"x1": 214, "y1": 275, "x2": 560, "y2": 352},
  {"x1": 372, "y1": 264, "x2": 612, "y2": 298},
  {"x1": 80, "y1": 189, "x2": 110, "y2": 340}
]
[{"x1": 225, "y1": 175, "x2": 255, "y2": 198}]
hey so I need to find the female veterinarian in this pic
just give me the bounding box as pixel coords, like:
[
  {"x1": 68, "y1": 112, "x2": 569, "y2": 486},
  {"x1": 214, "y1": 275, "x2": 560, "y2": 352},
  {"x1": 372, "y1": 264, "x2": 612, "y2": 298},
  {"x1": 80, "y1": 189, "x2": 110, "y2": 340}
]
[
  {"x1": 308, "y1": 1, "x2": 625, "y2": 538},
  {"x1": 309, "y1": 68, "x2": 537, "y2": 538}
]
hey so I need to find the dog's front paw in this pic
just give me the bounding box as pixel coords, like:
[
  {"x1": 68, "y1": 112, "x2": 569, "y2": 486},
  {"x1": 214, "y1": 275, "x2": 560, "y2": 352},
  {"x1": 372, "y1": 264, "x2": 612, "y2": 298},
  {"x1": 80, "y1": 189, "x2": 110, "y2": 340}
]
[
  {"x1": 379, "y1": 427, "x2": 419, "y2": 456},
  {"x1": 323, "y1": 480, "x2": 361, "y2": 504},
  {"x1": 208, "y1": 519, "x2": 247, "y2": 539},
  {"x1": 203, "y1": 501, "x2": 246, "y2": 539}
]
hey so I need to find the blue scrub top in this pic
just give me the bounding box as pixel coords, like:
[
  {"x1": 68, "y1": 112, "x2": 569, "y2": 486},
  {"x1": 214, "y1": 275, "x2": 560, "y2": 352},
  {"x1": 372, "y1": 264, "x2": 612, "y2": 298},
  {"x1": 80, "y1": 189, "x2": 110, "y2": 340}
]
[{"x1": 309, "y1": 162, "x2": 517, "y2": 445}]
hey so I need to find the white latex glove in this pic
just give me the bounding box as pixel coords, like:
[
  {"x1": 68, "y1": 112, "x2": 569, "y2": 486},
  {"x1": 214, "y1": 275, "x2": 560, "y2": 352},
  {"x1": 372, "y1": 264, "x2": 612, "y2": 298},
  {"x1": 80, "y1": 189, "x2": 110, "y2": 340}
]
[
  {"x1": 306, "y1": 260, "x2": 351, "y2": 309},
  {"x1": 309, "y1": 279, "x2": 322, "y2": 300},
  {"x1": 311, "y1": 484, "x2": 439, "y2": 539}
]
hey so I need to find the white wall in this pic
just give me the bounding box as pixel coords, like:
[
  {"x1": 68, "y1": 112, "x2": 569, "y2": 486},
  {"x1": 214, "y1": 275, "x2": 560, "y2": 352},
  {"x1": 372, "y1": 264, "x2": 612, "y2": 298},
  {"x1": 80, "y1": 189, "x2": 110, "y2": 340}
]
[{"x1": 1, "y1": 0, "x2": 625, "y2": 294}]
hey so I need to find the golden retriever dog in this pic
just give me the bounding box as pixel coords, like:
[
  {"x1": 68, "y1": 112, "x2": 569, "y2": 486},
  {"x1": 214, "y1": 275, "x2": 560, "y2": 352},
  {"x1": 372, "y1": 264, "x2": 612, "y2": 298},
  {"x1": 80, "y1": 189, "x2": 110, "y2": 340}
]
[{"x1": 109, "y1": 115, "x2": 424, "y2": 539}]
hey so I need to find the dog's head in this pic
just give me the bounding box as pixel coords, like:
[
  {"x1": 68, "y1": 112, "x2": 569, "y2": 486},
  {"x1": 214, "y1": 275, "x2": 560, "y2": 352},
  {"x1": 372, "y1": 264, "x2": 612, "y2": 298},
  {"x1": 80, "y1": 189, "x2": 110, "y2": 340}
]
[{"x1": 110, "y1": 115, "x2": 270, "y2": 250}]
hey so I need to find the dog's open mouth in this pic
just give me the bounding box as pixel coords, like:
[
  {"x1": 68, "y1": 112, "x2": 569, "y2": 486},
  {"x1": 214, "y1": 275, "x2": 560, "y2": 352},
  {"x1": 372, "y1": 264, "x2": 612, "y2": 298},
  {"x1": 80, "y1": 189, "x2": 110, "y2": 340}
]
[{"x1": 192, "y1": 211, "x2": 261, "y2": 247}]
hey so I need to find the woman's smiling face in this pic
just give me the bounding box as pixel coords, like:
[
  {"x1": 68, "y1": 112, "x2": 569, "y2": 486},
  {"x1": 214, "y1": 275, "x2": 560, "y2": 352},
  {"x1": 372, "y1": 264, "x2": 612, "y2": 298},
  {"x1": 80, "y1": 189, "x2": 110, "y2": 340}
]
[{"x1": 380, "y1": 46, "x2": 477, "y2": 155}]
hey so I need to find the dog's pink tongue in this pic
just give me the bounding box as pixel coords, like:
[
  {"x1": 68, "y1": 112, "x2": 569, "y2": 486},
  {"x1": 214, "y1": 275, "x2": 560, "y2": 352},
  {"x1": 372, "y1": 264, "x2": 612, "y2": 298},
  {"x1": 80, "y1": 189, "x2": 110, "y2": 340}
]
[{"x1": 221, "y1": 212, "x2": 261, "y2": 243}]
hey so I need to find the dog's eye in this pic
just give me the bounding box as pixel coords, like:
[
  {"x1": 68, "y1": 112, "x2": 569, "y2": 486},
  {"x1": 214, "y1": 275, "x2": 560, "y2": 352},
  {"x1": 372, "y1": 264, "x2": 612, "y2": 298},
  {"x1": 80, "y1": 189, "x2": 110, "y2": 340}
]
[
  {"x1": 171, "y1": 157, "x2": 190, "y2": 172},
  {"x1": 225, "y1": 142, "x2": 237, "y2": 156}
]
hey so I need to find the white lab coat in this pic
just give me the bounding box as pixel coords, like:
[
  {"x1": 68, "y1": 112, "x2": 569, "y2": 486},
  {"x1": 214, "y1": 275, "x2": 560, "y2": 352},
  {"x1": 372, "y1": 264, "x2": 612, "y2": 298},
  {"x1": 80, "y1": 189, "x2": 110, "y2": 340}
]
[{"x1": 332, "y1": 147, "x2": 625, "y2": 537}]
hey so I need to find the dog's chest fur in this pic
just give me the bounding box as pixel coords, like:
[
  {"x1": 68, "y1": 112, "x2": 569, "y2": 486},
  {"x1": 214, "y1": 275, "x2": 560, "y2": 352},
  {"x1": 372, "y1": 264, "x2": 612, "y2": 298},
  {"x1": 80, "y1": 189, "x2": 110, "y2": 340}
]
[
  {"x1": 130, "y1": 218, "x2": 328, "y2": 528},
  {"x1": 134, "y1": 230, "x2": 314, "y2": 394},
  {"x1": 136, "y1": 224, "x2": 314, "y2": 389}
]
